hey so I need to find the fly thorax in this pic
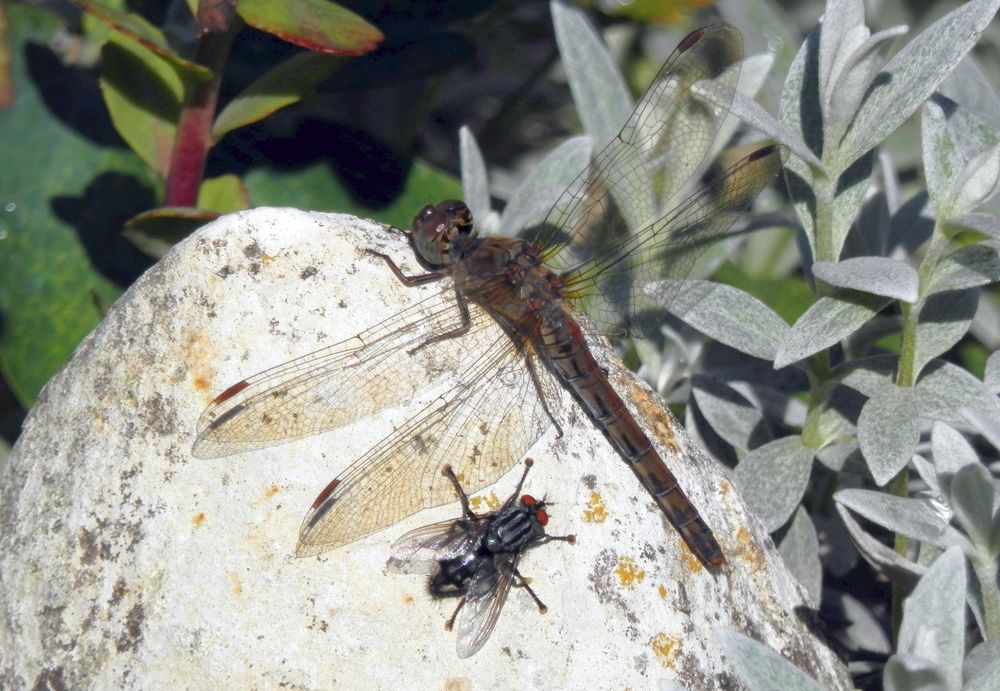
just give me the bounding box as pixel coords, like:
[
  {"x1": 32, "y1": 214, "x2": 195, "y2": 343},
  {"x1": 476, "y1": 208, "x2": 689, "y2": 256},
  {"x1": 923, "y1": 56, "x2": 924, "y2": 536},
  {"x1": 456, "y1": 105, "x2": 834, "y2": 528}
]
[{"x1": 486, "y1": 506, "x2": 541, "y2": 553}]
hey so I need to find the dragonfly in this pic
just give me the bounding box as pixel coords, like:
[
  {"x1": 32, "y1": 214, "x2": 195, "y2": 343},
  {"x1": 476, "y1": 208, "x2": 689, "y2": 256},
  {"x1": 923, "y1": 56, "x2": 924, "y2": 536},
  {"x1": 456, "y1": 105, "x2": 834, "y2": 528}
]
[
  {"x1": 388, "y1": 459, "x2": 574, "y2": 658},
  {"x1": 193, "y1": 24, "x2": 782, "y2": 568}
]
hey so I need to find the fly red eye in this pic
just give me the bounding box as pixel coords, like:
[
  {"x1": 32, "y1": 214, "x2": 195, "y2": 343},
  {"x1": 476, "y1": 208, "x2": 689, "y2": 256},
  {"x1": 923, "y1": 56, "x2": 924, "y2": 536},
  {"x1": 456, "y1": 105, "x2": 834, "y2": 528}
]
[
  {"x1": 520, "y1": 494, "x2": 536, "y2": 506},
  {"x1": 536, "y1": 509, "x2": 549, "y2": 526}
]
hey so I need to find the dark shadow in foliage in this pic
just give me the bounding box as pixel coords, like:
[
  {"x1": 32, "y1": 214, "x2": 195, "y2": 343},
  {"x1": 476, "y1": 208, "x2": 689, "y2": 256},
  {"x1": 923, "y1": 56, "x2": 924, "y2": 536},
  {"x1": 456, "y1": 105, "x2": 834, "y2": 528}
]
[
  {"x1": 888, "y1": 191, "x2": 933, "y2": 255},
  {"x1": 211, "y1": 119, "x2": 413, "y2": 210},
  {"x1": 51, "y1": 173, "x2": 158, "y2": 286},
  {"x1": 24, "y1": 42, "x2": 125, "y2": 149}
]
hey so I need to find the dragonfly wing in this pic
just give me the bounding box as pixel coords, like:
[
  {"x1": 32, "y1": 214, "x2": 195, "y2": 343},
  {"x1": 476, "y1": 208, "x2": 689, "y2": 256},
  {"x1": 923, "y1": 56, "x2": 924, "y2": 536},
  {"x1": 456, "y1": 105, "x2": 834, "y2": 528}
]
[
  {"x1": 523, "y1": 24, "x2": 780, "y2": 336},
  {"x1": 193, "y1": 285, "x2": 495, "y2": 458},
  {"x1": 296, "y1": 304, "x2": 563, "y2": 556},
  {"x1": 566, "y1": 144, "x2": 782, "y2": 333},
  {"x1": 531, "y1": 25, "x2": 744, "y2": 272},
  {"x1": 455, "y1": 553, "x2": 520, "y2": 658},
  {"x1": 387, "y1": 518, "x2": 484, "y2": 572}
]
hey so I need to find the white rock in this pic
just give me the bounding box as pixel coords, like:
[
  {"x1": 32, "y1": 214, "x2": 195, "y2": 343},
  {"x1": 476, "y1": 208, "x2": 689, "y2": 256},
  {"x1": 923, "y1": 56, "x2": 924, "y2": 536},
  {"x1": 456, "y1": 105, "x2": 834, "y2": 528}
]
[{"x1": 0, "y1": 208, "x2": 850, "y2": 689}]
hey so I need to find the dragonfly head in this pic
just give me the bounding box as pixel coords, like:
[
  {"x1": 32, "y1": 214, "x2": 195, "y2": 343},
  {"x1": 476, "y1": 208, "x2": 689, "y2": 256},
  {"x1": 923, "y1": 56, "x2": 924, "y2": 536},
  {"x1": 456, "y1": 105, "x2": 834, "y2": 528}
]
[
  {"x1": 519, "y1": 494, "x2": 549, "y2": 527},
  {"x1": 411, "y1": 200, "x2": 475, "y2": 267}
]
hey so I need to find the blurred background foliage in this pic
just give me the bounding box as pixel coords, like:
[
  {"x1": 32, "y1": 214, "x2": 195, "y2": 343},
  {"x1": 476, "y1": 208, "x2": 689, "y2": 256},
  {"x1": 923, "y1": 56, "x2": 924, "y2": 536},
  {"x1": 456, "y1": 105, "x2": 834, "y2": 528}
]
[{"x1": 1, "y1": 0, "x2": 1000, "y2": 685}]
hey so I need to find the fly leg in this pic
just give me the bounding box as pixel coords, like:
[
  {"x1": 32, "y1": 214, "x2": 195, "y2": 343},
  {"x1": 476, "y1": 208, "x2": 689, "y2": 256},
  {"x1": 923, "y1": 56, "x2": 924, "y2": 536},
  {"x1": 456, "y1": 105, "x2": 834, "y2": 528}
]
[
  {"x1": 507, "y1": 565, "x2": 548, "y2": 614},
  {"x1": 441, "y1": 465, "x2": 475, "y2": 519},
  {"x1": 444, "y1": 596, "x2": 466, "y2": 631},
  {"x1": 498, "y1": 458, "x2": 536, "y2": 511},
  {"x1": 539, "y1": 533, "x2": 577, "y2": 546}
]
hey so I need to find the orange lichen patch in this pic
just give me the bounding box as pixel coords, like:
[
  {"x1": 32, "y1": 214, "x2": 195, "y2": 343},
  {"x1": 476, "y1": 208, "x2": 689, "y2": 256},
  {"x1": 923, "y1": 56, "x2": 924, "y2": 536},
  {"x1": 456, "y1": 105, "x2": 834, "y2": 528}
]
[
  {"x1": 261, "y1": 254, "x2": 277, "y2": 265},
  {"x1": 229, "y1": 573, "x2": 243, "y2": 595},
  {"x1": 443, "y1": 678, "x2": 472, "y2": 691},
  {"x1": 720, "y1": 479, "x2": 732, "y2": 495},
  {"x1": 651, "y1": 632, "x2": 681, "y2": 669},
  {"x1": 469, "y1": 492, "x2": 502, "y2": 512},
  {"x1": 582, "y1": 490, "x2": 608, "y2": 523},
  {"x1": 657, "y1": 584, "x2": 668, "y2": 600},
  {"x1": 403, "y1": 594, "x2": 414, "y2": 605},
  {"x1": 264, "y1": 485, "x2": 280, "y2": 499},
  {"x1": 628, "y1": 380, "x2": 681, "y2": 453},
  {"x1": 192, "y1": 513, "x2": 206, "y2": 527},
  {"x1": 733, "y1": 526, "x2": 766, "y2": 570},
  {"x1": 615, "y1": 556, "x2": 645, "y2": 589},
  {"x1": 680, "y1": 545, "x2": 703, "y2": 574},
  {"x1": 193, "y1": 376, "x2": 210, "y2": 391}
]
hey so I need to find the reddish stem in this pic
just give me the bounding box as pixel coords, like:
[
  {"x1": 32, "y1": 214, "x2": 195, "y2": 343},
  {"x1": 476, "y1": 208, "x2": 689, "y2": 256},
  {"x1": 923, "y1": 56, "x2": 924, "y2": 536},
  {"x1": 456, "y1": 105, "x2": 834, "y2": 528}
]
[{"x1": 164, "y1": 27, "x2": 236, "y2": 207}]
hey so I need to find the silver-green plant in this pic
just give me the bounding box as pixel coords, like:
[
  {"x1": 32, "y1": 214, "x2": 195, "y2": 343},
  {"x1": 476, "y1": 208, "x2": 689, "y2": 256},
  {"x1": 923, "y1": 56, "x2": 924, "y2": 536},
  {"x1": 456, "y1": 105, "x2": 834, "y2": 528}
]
[{"x1": 463, "y1": 0, "x2": 1000, "y2": 687}]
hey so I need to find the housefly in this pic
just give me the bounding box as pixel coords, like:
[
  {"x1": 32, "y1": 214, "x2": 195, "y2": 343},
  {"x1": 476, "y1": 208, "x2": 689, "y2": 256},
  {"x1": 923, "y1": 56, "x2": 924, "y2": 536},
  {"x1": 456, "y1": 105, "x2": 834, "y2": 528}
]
[{"x1": 388, "y1": 459, "x2": 575, "y2": 658}]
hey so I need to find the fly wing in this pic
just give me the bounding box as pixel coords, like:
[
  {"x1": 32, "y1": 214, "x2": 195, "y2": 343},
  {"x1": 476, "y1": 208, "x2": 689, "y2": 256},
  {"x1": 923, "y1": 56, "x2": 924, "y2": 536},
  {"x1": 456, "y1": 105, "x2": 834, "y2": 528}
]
[
  {"x1": 387, "y1": 518, "x2": 484, "y2": 574},
  {"x1": 296, "y1": 302, "x2": 563, "y2": 557},
  {"x1": 455, "y1": 553, "x2": 520, "y2": 658},
  {"x1": 193, "y1": 285, "x2": 494, "y2": 459}
]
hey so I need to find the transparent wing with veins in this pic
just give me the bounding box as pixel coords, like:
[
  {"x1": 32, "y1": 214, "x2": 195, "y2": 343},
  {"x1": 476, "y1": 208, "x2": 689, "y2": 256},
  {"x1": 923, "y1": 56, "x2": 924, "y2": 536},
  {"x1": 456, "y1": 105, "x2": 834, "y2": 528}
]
[
  {"x1": 193, "y1": 283, "x2": 496, "y2": 459},
  {"x1": 528, "y1": 24, "x2": 781, "y2": 335},
  {"x1": 455, "y1": 553, "x2": 520, "y2": 659},
  {"x1": 296, "y1": 303, "x2": 563, "y2": 557},
  {"x1": 387, "y1": 519, "x2": 484, "y2": 574}
]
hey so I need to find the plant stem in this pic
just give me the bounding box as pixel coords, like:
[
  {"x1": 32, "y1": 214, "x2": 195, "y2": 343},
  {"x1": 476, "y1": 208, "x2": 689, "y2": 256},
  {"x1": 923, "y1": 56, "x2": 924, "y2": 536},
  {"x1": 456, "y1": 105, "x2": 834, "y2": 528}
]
[
  {"x1": 164, "y1": 23, "x2": 238, "y2": 207},
  {"x1": 970, "y1": 553, "x2": 1000, "y2": 640},
  {"x1": 889, "y1": 468, "x2": 909, "y2": 644}
]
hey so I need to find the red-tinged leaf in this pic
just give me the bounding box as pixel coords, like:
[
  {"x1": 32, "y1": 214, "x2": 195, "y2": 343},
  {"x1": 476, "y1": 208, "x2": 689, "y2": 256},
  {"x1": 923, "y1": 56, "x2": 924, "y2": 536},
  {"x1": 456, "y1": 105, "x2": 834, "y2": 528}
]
[
  {"x1": 100, "y1": 32, "x2": 185, "y2": 177},
  {"x1": 124, "y1": 207, "x2": 221, "y2": 258},
  {"x1": 72, "y1": 0, "x2": 213, "y2": 80},
  {"x1": 236, "y1": 0, "x2": 383, "y2": 56},
  {"x1": 212, "y1": 51, "x2": 346, "y2": 141}
]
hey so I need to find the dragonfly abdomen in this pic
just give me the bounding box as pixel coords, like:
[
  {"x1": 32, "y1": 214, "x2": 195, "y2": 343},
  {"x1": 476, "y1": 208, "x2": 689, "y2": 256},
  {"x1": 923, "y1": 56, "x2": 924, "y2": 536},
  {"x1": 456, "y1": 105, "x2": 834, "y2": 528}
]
[{"x1": 539, "y1": 310, "x2": 725, "y2": 568}]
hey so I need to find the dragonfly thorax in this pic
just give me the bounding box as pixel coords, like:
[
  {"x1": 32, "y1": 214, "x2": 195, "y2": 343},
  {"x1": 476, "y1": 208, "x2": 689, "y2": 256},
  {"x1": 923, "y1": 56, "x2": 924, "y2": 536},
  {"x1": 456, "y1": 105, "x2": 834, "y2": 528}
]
[{"x1": 411, "y1": 200, "x2": 477, "y2": 267}]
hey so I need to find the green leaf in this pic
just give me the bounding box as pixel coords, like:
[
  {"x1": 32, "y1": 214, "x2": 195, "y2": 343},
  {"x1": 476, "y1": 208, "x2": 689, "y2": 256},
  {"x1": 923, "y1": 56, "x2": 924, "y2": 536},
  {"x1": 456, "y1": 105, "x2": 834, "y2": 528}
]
[
  {"x1": 777, "y1": 507, "x2": 822, "y2": 604},
  {"x1": 212, "y1": 51, "x2": 347, "y2": 142},
  {"x1": 551, "y1": 0, "x2": 630, "y2": 152},
  {"x1": 838, "y1": 0, "x2": 1000, "y2": 168},
  {"x1": 100, "y1": 31, "x2": 185, "y2": 177},
  {"x1": 732, "y1": 435, "x2": 814, "y2": 532},
  {"x1": 857, "y1": 384, "x2": 920, "y2": 486},
  {"x1": 912, "y1": 289, "x2": 978, "y2": 379},
  {"x1": 0, "y1": 4, "x2": 155, "y2": 406},
  {"x1": 236, "y1": 0, "x2": 382, "y2": 56},
  {"x1": 197, "y1": 174, "x2": 249, "y2": 214},
  {"x1": 946, "y1": 463, "x2": 997, "y2": 554},
  {"x1": 719, "y1": 630, "x2": 826, "y2": 691},
  {"x1": 774, "y1": 291, "x2": 891, "y2": 368},
  {"x1": 649, "y1": 279, "x2": 789, "y2": 361},
  {"x1": 73, "y1": 0, "x2": 213, "y2": 80},
  {"x1": 123, "y1": 207, "x2": 220, "y2": 258},
  {"x1": 892, "y1": 547, "x2": 967, "y2": 691}
]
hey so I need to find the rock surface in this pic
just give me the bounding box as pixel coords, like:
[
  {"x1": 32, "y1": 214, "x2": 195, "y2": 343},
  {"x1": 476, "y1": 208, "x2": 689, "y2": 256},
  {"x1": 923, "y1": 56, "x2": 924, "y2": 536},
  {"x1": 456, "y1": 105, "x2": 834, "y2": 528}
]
[{"x1": 0, "y1": 208, "x2": 850, "y2": 689}]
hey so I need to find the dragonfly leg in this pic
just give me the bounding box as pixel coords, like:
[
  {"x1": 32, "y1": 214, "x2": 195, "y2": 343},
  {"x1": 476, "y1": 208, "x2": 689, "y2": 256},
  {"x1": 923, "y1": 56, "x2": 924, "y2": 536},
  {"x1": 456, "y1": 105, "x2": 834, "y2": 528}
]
[
  {"x1": 509, "y1": 565, "x2": 547, "y2": 614},
  {"x1": 444, "y1": 595, "x2": 467, "y2": 631},
  {"x1": 367, "y1": 250, "x2": 447, "y2": 287},
  {"x1": 407, "y1": 284, "x2": 472, "y2": 355},
  {"x1": 524, "y1": 355, "x2": 564, "y2": 438},
  {"x1": 441, "y1": 465, "x2": 475, "y2": 519}
]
